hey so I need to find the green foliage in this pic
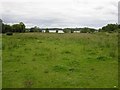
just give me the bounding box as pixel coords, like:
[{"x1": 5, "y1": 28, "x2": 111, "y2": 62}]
[
  {"x1": 2, "y1": 24, "x2": 12, "y2": 33},
  {"x1": 2, "y1": 22, "x2": 25, "y2": 33},
  {"x1": 63, "y1": 28, "x2": 71, "y2": 33},
  {"x1": 101, "y1": 24, "x2": 119, "y2": 32},
  {"x1": 45, "y1": 28, "x2": 49, "y2": 33},
  {"x1": 80, "y1": 27, "x2": 89, "y2": 33},
  {"x1": 80, "y1": 27, "x2": 96, "y2": 33},
  {"x1": 117, "y1": 29, "x2": 120, "y2": 33},
  {"x1": 6, "y1": 32, "x2": 13, "y2": 36},
  {"x1": 19, "y1": 22, "x2": 25, "y2": 32},
  {"x1": 12, "y1": 22, "x2": 25, "y2": 33},
  {"x1": 12, "y1": 24, "x2": 21, "y2": 32},
  {"x1": 71, "y1": 30, "x2": 74, "y2": 33},
  {"x1": 30, "y1": 26, "x2": 41, "y2": 32},
  {"x1": 56, "y1": 30, "x2": 58, "y2": 33}
]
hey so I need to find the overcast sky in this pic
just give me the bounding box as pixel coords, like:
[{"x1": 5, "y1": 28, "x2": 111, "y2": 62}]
[{"x1": 0, "y1": 0, "x2": 119, "y2": 28}]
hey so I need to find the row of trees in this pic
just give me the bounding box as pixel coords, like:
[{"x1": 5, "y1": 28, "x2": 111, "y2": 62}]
[
  {"x1": 2, "y1": 22, "x2": 120, "y2": 33},
  {"x1": 2, "y1": 22, "x2": 25, "y2": 33},
  {"x1": 99, "y1": 24, "x2": 120, "y2": 33}
]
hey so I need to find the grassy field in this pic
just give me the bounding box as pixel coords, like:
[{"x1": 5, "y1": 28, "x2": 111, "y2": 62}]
[
  {"x1": 2, "y1": 32, "x2": 118, "y2": 88},
  {"x1": 0, "y1": 34, "x2": 2, "y2": 89}
]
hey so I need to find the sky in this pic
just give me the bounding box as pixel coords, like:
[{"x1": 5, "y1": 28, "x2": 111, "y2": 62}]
[{"x1": 0, "y1": 0, "x2": 119, "y2": 29}]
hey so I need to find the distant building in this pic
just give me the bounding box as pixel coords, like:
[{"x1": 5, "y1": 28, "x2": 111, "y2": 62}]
[
  {"x1": 42, "y1": 30, "x2": 46, "y2": 33},
  {"x1": 58, "y1": 30, "x2": 64, "y2": 34},
  {"x1": 40, "y1": 28, "x2": 64, "y2": 33},
  {"x1": 0, "y1": 19, "x2": 2, "y2": 33},
  {"x1": 49, "y1": 30, "x2": 56, "y2": 33},
  {"x1": 74, "y1": 31, "x2": 80, "y2": 33}
]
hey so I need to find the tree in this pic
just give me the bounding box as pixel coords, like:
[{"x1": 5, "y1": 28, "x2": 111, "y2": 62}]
[
  {"x1": 63, "y1": 28, "x2": 71, "y2": 33},
  {"x1": 6, "y1": 32, "x2": 13, "y2": 35},
  {"x1": 19, "y1": 22, "x2": 25, "y2": 32},
  {"x1": 101, "y1": 24, "x2": 118, "y2": 32},
  {"x1": 89, "y1": 28, "x2": 96, "y2": 33},
  {"x1": 118, "y1": 24, "x2": 120, "y2": 29},
  {"x1": 71, "y1": 29, "x2": 74, "y2": 33},
  {"x1": 12, "y1": 22, "x2": 25, "y2": 33},
  {"x1": 12, "y1": 24, "x2": 20, "y2": 32},
  {"x1": 0, "y1": 19, "x2": 2, "y2": 33},
  {"x1": 45, "y1": 28, "x2": 49, "y2": 33},
  {"x1": 2, "y1": 23, "x2": 5, "y2": 33},
  {"x1": 2, "y1": 24, "x2": 12, "y2": 33},
  {"x1": 56, "y1": 30, "x2": 58, "y2": 33},
  {"x1": 80, "y1": 27, "x2": 89, "y2": 33},
  {"x1": 80, "y1": 27, "x2": 96, "y2": 33},
  {"x1": 30, "y1": 26, "x2": 41, "y2": 32}
]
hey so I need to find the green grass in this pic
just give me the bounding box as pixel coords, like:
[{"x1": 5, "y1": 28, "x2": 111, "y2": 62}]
[
  {"x1": 2, "y1": 32, "x2": 118, "y2": 88},
  {"x1": 0, "y1": 34, "x2": 2, "y2": 89}
]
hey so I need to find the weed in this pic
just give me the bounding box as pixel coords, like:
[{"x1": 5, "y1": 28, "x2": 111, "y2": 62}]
[
  {"x1": 61, "y1": 51, "x2": 71, "y2": 54},
  {"x1": 96, "y1": 56, "x2": 107, "y2": 61},
  {"x1": 52, "y1": 65, "x2": 67, "y2": 72},
  {"x1": 68, "y1": 67, "x2": 75, "y2": 72},
  {"x1": 24, "y1": 80, "x2": 33, "y2": 88}
]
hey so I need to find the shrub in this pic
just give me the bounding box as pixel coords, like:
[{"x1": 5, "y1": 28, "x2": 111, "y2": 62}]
[
  {"x1": 71, "y1": 30, "x2": 74, "y2": 33},
  {"x1": 6, "y1": 32, "x2": 13, "y2": 36},
  {"x1": 56, "y1": 30, "x2": 58, "y2": 33},
  {"x1": 63, "y1": 28, "x2": 71, "y2": 33},
  {"x1": 45, "y1": 28, "x2": 49, "y2": 33}
]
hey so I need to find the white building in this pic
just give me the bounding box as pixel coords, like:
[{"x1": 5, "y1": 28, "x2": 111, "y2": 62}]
[
  {"x1": 49, "y1": 30, "x2": 56, "y2": 33},
  {"x1": 74, "y1": 31, "x2": 80, "y2": 33},
  {"x1": 58, "y1": 30, "x2": 64, "y2": 34}
]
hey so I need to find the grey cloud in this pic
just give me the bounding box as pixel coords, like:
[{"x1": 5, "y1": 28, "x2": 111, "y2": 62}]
[
  {"x1": 1, "y1": 0, "x2": 118, "y2": 28},
  {"x1": 94, "y1": 6, "x2": 104, "y2": 10},
  {"x1": 109, "y1": 1, "x2": 118, "y2": 8}
]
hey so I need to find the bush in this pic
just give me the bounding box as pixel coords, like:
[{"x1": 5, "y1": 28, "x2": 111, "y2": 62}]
[
  {"x1": 71, "y1": 30, "x2": 74, "y2": 33},
  {"x1": 45, "y1": 29, "x2": 49, "y2": 33},
  {"x1": 101, "y1": 24, "x2": 118, "y2": 32},
  {"x1": 6, "y1": 32, "x2": 13, "y2": 36},
  {"x1": 56, "y1": 30, "x2": 58, "y2": 33},
  {"x1": 63, "y1": 28, "x2": 71, "y2": 33}
]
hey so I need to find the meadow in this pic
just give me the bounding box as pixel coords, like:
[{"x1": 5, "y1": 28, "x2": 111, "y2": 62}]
[
  {"x1": 2, "y1": 32, "x2": 118, "y2": 88},
  {"x1": 0, "y1": 34, "x2": 2, "y2": 89}
]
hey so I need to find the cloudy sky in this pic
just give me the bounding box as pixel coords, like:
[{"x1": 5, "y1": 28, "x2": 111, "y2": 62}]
[{"x1": 0, "y1": 0, "x2": 119, "y2": 28}]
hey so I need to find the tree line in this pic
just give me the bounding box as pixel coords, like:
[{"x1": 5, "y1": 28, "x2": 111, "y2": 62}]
[
  {"x1": 2, "y1": 22, "x2": 25, "y2": 33},
  {"x1": 1, "y1": 22, "x2": 120, "y2": 34}
]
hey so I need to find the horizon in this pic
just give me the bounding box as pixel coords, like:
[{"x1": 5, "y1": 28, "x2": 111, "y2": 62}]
[{"x1": 1, "y1": 21, "x2": 118, "y2": 29}]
